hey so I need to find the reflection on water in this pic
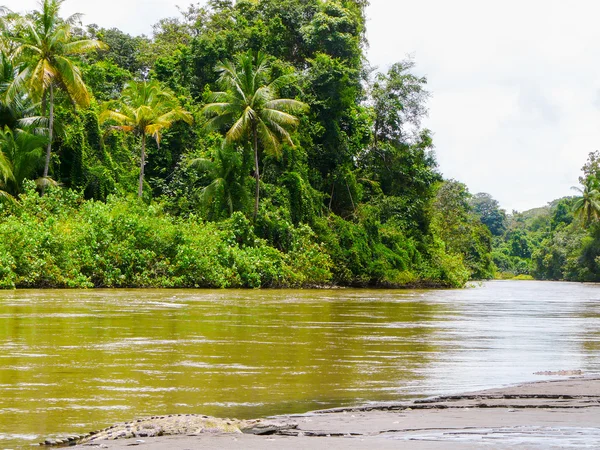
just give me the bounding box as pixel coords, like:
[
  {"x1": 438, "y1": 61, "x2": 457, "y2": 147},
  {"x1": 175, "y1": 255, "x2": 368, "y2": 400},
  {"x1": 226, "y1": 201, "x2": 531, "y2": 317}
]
[{"x1": 0, "y1": 281, "x2": 599, "y2": 448}]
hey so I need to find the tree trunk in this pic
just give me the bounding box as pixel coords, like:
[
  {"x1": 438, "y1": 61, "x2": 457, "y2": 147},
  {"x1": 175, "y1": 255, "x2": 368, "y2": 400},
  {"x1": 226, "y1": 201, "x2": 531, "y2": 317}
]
[
  {"x1": 329, "y1": 181, "x2": 335, "y2": 211},
  {"x1": 42, "y1": 83, "x2": 54, "y2": 196},
  {"x1": 138, "y1": 133, "x2": 146, "y2": 198},
  {"x1": 41, "y1": 90, "x2": 47, "y2": 116},
  {"x1": 345, "y1": 179, "x2": 356, "y2": 211},
  {"x1": 253, "y1": 125, "x2": 260, "y2": 220}
]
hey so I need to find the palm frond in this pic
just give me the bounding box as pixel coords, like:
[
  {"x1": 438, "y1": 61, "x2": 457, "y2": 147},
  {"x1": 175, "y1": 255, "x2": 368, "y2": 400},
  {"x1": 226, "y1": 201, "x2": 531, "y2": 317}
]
[
  {"x1": 0, "y1": 188, "x2": 17, "y2": 204},
  {"x1": 256, "y1": 119, "x2": 281, "y2": 157},
  {"x1": 15, "y1": 128, "x2": 47, "y2": 153},
  {"x1": 252, "y1": 85, "x2": 274, "y2": 107},
  {"x1": 206, "y1": 91, "x2": 232, "y2": 103},
  {"x1": 99, "y1": 108, "x2": 133, "y2": 125},
  {"x1": 54, "y1": 55, "x2": 89, "y2": 107},
  {"x1": 156, "y1": 107, "x2": 193, "y2": 126},
  {"x1": 264, "y1": 98, "x2": 309, "y2": 114},
  {"x1": 261, "y1": 108, "x2": 300, "y2": 128},
  {"x1": 18, "y1": 20, "x2": 43, "y2": 49},
  {"x1": 3, "y1": 62, "x2": 29, "y2": 106},
  {"x1": 217, "y1": 59, "x2": 247, "y2": 103},
  {"x1": 17, "y1": 115, "x2": 49, "y2": 131},
  {"x1": 28, "y1": 58, "x2": 55, "y2": 99},
  {"x1": 188, "y1": 157, "x2": 216, "y2": 174},
  {"x1": 0, "y1": 145, "x2": 14, "y2": 183},
  {"x1": 216, "y1": 60, "x2": 240, "y2": 91},
  {"x1": 63, "y1": 38, "x2": 107, "y2": 54},
  {"x1": 198, "y1": 178, "x2": 222, "y2": 207},
  {"x1": 225, "y1": 109, "x2": 250, "y2": 144},
  {"x1": 48, "y1": 25, "x2": 68, "y2": 49},
  {"x1": 268, "y1": 73, "x2": 297, "y2": 92},
  {"x1": 263, "y1": 116, "x2": 294, "y2": 148},
  {"x1": 203, "y1": 112, "x2": 236, "y2": 132},
  {"x1": 202, "y1": 102, "x2": 234, "y2": 118}
]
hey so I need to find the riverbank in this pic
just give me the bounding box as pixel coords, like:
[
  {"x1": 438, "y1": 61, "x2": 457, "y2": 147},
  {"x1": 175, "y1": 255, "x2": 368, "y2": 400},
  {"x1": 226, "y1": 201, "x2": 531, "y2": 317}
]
[
  {"x1": 66, "y1": 376, "x2": 600, "y2": 449},
  {"x1": 0, "y1": 189, "x2": 479, "y2": 291}
]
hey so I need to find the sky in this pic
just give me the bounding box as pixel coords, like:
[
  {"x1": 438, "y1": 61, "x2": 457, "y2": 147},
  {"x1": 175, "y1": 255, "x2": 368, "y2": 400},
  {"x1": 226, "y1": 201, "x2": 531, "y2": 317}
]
[{"x1": 3, "y1": 0, "x2": 598, "y2": 212}]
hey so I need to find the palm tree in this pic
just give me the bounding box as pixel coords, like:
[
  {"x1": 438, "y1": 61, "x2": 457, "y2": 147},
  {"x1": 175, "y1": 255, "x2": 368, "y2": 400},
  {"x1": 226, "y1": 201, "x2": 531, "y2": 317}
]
[
  {"x1": 572, "y1": 176, "x2": 600, "y2": 227},
  {"x1": 0, "y1": 50, "x2": 48, "y2": 200},
  {"x1": 0, "y1": 125, "x2": 47, "y2": 197},
  {"x1": 201, "y1": 51, "x2": 308, "y2": 219},
  {"x1": 189, "y1": 145, "x2": 248, "y2": 217},
  {"x1": 12, "y1": 0, "x2": 105, "y2": 182},
  {"x1": 0, "y1": 137, "x2": 13, "y2": 200},
  {"x1": 0, "y1": 51, "x2": 33, "y2": 130},
  {"x1": 100, "y1": 80, "x2": 193, "y2": 197}
]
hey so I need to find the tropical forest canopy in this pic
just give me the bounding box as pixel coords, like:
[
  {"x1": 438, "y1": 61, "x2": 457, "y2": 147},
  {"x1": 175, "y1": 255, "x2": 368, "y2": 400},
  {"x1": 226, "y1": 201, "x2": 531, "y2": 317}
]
[{"x1": 0, "y1": 0, "x2": 590, "y2": 289}]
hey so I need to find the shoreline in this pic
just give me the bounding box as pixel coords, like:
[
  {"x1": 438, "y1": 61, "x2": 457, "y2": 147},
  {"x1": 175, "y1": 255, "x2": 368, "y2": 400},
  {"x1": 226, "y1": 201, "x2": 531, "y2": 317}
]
[
  {"x1": 62, "y1": 375, "x2": 600, "y2": 449},
  {"x1": 2, "y1": 280, "x2": 460, "y2": 291},
  {"x1": 0, "y1": 279, "x2": 578, "y2": 292}
]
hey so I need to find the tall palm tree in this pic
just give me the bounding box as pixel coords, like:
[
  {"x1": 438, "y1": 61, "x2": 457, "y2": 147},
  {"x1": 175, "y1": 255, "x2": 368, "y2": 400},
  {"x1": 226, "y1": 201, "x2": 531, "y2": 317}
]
[
  {"x1": 12, "y1": 0, "x2": 105, "y2": 182},
  {"x1": 0, "y1": 50, "x2": 48, "y2": 200},
  {"x1": 100, "y1": 80, "x2": 193, "y2": 197},
  {"x1": 572, "y1": 176, "x2": 600, "y2": 227},
  {"x1": 189, "y1": 145, "x2": 248, "y2": 217},
  {"x1": 201, "y1": 51, "x2": 308, "y2": 219}
]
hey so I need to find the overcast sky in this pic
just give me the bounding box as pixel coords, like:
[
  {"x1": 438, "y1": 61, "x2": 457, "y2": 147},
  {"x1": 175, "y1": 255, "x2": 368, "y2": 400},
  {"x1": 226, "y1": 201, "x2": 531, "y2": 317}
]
[{"x1": 3, "y1": 0, "x2": 597, "y2": 212}]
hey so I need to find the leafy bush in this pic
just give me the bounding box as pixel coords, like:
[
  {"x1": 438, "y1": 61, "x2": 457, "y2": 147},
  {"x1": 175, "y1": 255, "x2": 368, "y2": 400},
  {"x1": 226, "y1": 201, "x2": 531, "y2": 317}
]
[{"x1": 0, "y1": 186, "x2": 337, "y2": 289}]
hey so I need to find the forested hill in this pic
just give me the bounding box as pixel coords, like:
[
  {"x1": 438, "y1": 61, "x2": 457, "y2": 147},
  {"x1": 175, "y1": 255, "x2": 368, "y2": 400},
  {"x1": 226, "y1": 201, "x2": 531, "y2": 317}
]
[
  {"x1": 485, "y1": 151, "x2": 600, "y2": 282},
  {"x1": 0, "y1": 0, "x2": 497, "y2": 289}
]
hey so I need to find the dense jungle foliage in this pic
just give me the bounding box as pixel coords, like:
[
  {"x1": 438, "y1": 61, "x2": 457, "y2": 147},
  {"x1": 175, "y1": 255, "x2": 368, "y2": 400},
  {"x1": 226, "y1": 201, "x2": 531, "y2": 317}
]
[
  {"x1": 469, "y1": 152, "x2": 600, "y2": 282},
  {"x1": 0, "y1": 0, "x2": 502, "y2": 288}
]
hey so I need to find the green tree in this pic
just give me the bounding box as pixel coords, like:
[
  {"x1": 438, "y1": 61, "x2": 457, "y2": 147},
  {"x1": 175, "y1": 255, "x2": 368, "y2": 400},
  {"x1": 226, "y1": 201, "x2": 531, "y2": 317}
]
[
  {"x1": 12, "y1": 0, "x2": 105, "y2": 183},
  {"x1": 86, "y1": 26, "x2": 148, "y2": 75},
  {"x1": 0, "y1": 51, "x2": 37, "y2": 130},
  {"x1": 470, "y1": 192, "x2": 507, "y2": 236},
  {"x1": 0, "y1": 125, "x2": 46, "y2": 196},
  {"x1": 572, "y1": 176, "x2": 600, "y2": 227},
  {"x1": 358, "y1": 64, "x2": 438, "y2": 223},
  {"x1": 551, "y1": 198, "x2": 574, "y2": 230},
  {"x1": 0, "y1": 136, "x2": 13, "y2": 200},
  {"x1": 100, "y1": 80, "x2": 192, "y2": 197},
  {"x1": 0, "y1": 51, "x2": 47, "y2": 198},
  {"x1": 189, "y1": 144, "x2": 248, "y2": 217},
  {"x1": 202, "y1": 51, "x2": 308, "y2": 219},
  {"x1": 370, "y1": 59, "x2": 430, "y2": 146},
  {"x1": 431, "y1": 180, "x2": 494, "y2": 279},
  {"x1": 580, "y1": 150, "x2": 600, "y2": 183}
]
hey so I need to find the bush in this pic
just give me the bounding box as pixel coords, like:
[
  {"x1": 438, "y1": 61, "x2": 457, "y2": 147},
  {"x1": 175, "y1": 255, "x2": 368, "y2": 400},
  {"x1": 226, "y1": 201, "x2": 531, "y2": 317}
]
[
  {"x1": 0, "y1": 184, "x2": 479, "y2": 289},
  {"x1": 0, "y1": 186, "x2": 336, "y2": 289}
]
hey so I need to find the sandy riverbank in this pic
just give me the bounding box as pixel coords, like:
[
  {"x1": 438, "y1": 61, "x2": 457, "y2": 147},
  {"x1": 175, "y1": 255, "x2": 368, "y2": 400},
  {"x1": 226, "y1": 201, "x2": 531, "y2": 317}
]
[{"x1": 69, "y1": 376, "x2": 600, "y2": 449}]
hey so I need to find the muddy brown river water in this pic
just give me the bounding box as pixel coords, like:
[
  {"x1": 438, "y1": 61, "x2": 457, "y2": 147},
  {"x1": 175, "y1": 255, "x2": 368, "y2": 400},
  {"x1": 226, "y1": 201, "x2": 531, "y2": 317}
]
[{"x1": 0, "y1": 281, "x2": 599, "y2": 448}]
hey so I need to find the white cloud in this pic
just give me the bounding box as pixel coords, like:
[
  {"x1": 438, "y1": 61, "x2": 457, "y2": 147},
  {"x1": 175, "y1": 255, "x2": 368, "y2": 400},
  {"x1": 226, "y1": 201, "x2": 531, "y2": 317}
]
[
  {"x1": 367, "y1": 0, "x2": 600, "y2": 211},
  {"x1": 2, "y1": 0, "x2": 181, "y2": 36}
]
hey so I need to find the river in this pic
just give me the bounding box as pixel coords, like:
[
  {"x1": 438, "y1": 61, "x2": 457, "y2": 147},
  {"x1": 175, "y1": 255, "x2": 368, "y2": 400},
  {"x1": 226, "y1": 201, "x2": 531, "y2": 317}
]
[{"x1": 0, "y1": 281, "x2": 599, "y2": 448}]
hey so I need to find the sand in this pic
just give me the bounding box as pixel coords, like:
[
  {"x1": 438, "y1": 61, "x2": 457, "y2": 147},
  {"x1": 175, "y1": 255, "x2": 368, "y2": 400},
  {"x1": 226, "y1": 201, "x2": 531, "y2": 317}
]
[{"x1": 71, "y1": 376, "x2": 600, "y2": 449}]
